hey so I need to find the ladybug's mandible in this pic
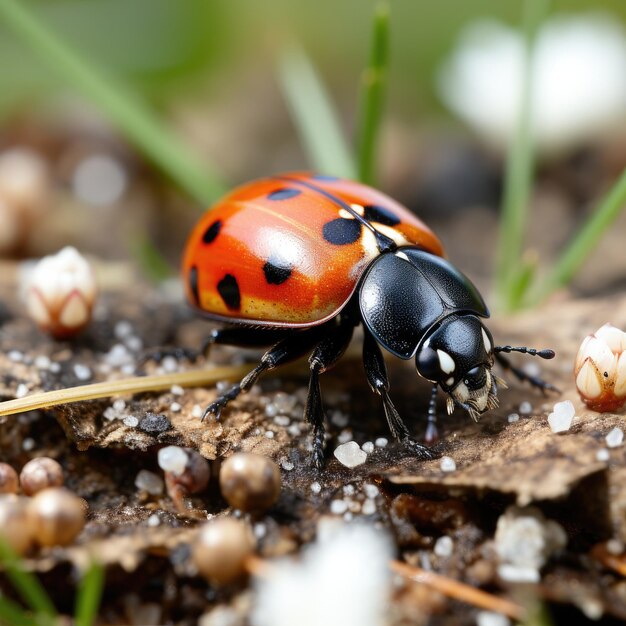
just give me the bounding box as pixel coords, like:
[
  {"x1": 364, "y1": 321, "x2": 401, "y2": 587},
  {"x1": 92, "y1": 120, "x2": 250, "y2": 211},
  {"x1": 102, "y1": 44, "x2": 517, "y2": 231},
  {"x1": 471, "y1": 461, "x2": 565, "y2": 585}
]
[{"x1": 182, "y1": 172, "x2": 555, "y2": 467}]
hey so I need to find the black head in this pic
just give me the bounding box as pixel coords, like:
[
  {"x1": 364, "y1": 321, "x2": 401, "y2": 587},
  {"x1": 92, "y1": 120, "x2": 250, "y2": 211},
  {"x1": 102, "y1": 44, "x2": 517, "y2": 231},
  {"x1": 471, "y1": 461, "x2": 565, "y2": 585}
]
[{"x1": 415, "y1": 315, "x2": 497, "y2": 420}]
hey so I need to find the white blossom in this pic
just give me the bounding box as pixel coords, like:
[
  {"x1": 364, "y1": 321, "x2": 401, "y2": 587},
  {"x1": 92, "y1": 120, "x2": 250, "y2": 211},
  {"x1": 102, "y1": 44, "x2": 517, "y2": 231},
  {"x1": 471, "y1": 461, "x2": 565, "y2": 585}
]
[{"x1": 438, "y1": 13, "x2": 626, "y2": 155}]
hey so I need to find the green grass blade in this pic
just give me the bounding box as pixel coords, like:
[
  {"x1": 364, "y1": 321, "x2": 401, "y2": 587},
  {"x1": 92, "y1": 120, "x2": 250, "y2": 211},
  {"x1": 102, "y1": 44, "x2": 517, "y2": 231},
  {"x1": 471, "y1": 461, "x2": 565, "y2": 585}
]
[
  {"x1": 130, "y1": 234, "x2": 174, "y2": 282},
  {"x1": 530, "y1": 166, "x2": 626, "y2": 304},
  {"x1": 74, "y1": 561, "x2": 105, "y2": 626},
  {"x1": 356, "y1": 1, "x2": 390, "y2": 185},
  {"x1": 0, "y1": 595, "x2": 37, "y2": 626},
  {"x1": 494, "y1": 0, "x2": 550, "y2": 311},
  {"x1": 278, "y1": 45, "x2": 356, "y2": 179},
  {"x1": 0, "y1": 538, "x2": 56, "y2": 620},
  {"x1": 0, "y1": 0, "x2": 225, "y2": 205}
]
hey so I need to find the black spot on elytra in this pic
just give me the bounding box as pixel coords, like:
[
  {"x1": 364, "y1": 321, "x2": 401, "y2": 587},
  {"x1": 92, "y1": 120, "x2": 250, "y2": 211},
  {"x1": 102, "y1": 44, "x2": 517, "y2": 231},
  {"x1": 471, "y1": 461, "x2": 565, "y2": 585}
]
[
  {"x1": 263, "y1": 259, "x2": 292, "y2": 285},
  {"x1": 268, "y1": 188, "x2": 301, "y2": 201},
  {"x1": 322, "y1": 218, "x2": 362, "y2": 245},
  {"x1": 189, "y1": 265, "x2": 200, "y2": 305},
  {"x1": 202, "y1": 219, "x2": 222, "y2": 244},
  {"x1": 217, "y1": 274, "x2": 241, "y2": 310},
  {"x1": 312, "y1": 174, "x2": 338, "y2": 182},
  {"x1": 363, "y1": 205, "x2": 400, "y2": 226}
]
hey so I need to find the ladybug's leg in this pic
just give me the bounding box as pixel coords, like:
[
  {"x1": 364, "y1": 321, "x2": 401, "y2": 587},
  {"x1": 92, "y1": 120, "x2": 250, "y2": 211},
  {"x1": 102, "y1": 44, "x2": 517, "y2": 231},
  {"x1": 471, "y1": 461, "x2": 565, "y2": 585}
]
[
  {"x1": 202, "y1": 328, "x2": 325, "y2": 421},
  {"x1": 305, "y1": 321, "x2": 356, "y2": 470},
  {"x1": 363, "y1": 331, "x2": 434, "y2": 459},
  {"x1": 494, "y1": 349, "x2": 559, "y2": 394}
]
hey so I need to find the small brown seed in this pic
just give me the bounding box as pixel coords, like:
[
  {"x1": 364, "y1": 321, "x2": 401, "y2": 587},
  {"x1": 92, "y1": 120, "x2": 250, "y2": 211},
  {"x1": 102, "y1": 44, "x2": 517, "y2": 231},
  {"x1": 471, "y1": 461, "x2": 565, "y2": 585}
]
[
  {"x1": 192, "y1": 517, "x2": 255, "y2": 586},
  {"x1": 0, "y1": 462, "x2": 19, "y2": 494},
  {"x1": 28, "y1": 487, "x2": 86, "y2": 547},
  {"x1": 219, "y1": 452, "x2": 281, "y2": 513},
  {"x1": 0, "y1": 494, "x2": 35, "y2": 554},
  {"x1": 20, "y1": 457, "x2": 64, "y2": 496}
]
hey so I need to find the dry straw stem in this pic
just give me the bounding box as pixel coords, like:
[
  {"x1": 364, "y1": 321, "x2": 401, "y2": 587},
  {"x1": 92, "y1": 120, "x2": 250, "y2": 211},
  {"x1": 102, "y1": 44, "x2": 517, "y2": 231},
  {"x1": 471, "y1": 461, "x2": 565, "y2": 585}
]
[
  {"x1": 246, "y1": 555, "x2": 524, "y2": 620},
  {"x1": 0, "y1": 365, "x2": 250, "y2": 417}
]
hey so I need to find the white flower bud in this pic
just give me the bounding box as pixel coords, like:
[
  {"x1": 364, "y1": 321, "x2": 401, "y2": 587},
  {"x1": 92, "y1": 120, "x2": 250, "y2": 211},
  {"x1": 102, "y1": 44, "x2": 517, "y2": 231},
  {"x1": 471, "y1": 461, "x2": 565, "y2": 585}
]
[
  {"x1": 575, "y1": 323, "x2": 626, "y2": 412},
  {"x1": 24, "y1": 246, "x2": 97, "y2": 339}
]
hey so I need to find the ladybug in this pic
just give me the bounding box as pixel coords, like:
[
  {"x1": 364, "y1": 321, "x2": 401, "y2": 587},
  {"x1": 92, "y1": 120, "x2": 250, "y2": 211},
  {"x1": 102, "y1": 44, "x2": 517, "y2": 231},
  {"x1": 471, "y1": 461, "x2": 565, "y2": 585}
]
[{"x1": 181, "y1": 172, "x2": 555, "y2": 467}]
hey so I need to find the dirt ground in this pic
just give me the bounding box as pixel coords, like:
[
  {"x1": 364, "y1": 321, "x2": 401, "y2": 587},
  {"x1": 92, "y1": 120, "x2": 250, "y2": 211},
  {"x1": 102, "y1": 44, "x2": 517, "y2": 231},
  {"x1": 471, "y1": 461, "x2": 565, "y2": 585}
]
[{"x1": 0, "y1": 255, "x2": 626, "y2": 625}]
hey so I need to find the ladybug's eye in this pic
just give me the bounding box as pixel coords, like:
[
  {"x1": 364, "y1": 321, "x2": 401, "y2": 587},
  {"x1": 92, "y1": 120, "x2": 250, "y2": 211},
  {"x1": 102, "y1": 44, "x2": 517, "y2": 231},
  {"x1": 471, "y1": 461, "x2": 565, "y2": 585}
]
[
  {"x1": 463, "y1": 366, "x2": 486, "y2": 390},
  {"x1": 416, "y1": 346, "x2": 440, "y2": 381}
]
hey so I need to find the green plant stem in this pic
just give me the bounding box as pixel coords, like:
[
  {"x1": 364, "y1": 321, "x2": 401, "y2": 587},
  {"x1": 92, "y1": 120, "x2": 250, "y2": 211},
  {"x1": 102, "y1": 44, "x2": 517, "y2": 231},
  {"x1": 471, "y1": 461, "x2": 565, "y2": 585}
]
[
  {"x1": 0, "y1": 0, "x2": 225, "y2": 205},
  {"x1": 530, "y1": 167, "x2": 626, "y2": 304},
  {"x1": 0, "y1": 539, "x2": 56, "y2": 622},
  {"x1": 494, "y1": 0, "x2": 549, "y2": 311},
  {"x1": 75, "y1": 562, "x2": 105, "y2": 626},
  {"x1": 0, "y1": 595, "x2": 37, "y2": 626},
  {"x1": 356, "y1": 1, "x2": 389, "y2": 185},
  {"x1": 278, "y1": 45, "x2": 356, "y2": 179}
]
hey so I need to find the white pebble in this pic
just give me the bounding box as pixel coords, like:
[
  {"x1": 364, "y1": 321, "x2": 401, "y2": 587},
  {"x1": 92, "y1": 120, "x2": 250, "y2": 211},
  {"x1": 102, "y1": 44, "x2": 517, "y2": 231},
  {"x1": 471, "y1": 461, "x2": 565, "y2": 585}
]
[
  {"x1": 343, "y1": 484, "x2": 355, "y2": 497},
  {"x1": 191, "y1": 404, "x2": 203, "y2": 419},
  {"x1": 343, "y1": 512, "x2": 353, "y2": 522},
  {"x1": 596, "y1": 448, "x2": 610, "y2": 462},
  {"x1": 8, "y1": 350, "x2": 23, "y2": 362},
  {"x1": 498, "y1": 564, "x2": 540, "y2": 583},
  {"x1": 519, "y1": 401, "x2": 533, "y2": 415},
  {"x1": 334, "y1": 441, "x2": 368, "y2": 468},
  {"x1": 15, "y1": 384, "x2": 28, "y2": 398},
  {"x1": 265, "y1": 430, "x2": 275, "y2": 439},
  {"x1": 170, "y1": 402, "x2": 181, "y2": 413},
  {"x1": 158, "y1": 446, "x2": 188, "y2": 475},
  {"x1": 254, "y1": 523, "x2": 267, "y2": 539},
  {"x1": 375, "y1": 437, "x2": 388, "y2": 448},
  {"x1": 361, "y1": 441, "x2": 375, "y2": 454},
  {"x1": 363, "y1": 484, "x2": 379, "y2": 499},
  {"x1": 216, "y1": 380, "x2": 230, "y2": 393},
  {"x1": 135, "y1": 469, "x2": 164, "y2": 495},
  {"x1": 170, "y1": 385, "x2": 184, "y2": 396},
  {"x1": 123, "y1": 415, "x2": 139, "y2": 427},
  {"x1": 507, "y1": 413, "x2": 520, "y2": 423},
  {"x1": 114, "y1": 320, "x2": 133, "y2": 339},
  {"x1": 361, "y1": 499, "x2": 377, "y2": 516},
  {"x1": 310, "y1": 481, "x2": 322, "y2": 494},
  {"x1": 434, "y1": 535, "x2": 454, "y2": 557},
  {"x1": 49, "y1": 362, "x2": 61, "y2": 374},
  {"x1": 440, "y1": 456, "x2": 457, "y2": 472},
  {"x1": 337, "y1": 429, "x2": 353, "y2": 444},
  {"x1": 547, "y1": 400, "x2": 575, "y2": 433},
  {"x1": 477, "y1": 611, "x2": 510, "y2": 626},
  {"x1": 34, "y1": 355, "x2": 51, "y2": 370},
  {"x1": 105, "y1": 344, "x2": 132, "y2": 368},
  {"x1": 124, "y1": 336, "x2": 143, "y2": 352},
  {"x1": 265, "y1": 403, "x2": 278, "y2": 418},
  {"x1": 113, "y1": 399, "x2": 126, "y2": 412},
  {"x1": 73, "y1": 363, "x2": 92, "y2": 381},
  {"x1": 330, "y1": 499, "x2": 348, "y2": 515},
  {"x1": 288, "y1": 424, "x2": 302, "y2": 437},
  {"x1": 160, "y1": 356, "x2": 178, "y2": 373},
  {"x1": 281, "y1": 460, "x2": 294, "y2": 471},
  {"x1": 273, "y1": 392, "x2": 297, "y2": 415},
  {"x1": 274, "y1": 415, "x2": 290, "y2": 427},
  {"x1": 22, "y1": 437, "x2": 35, "y2": 451},
  {"x1": 147, "y1": 513, "x2": 161, "y2": 527},
  {"x1": 330, "y1": 410, "x2": 349, "y2": 428},
  {"x1": 606, "y1": 427, "x2": 624, "y2": 448}
]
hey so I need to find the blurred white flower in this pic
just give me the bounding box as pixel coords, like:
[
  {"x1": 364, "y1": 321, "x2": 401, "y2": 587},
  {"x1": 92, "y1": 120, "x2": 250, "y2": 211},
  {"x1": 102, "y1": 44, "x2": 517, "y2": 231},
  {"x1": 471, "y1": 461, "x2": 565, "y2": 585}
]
[
  {"x1": 575, "y1": 323, "x2": 626, "y2": 412},
  {"x1": 252, "y1": 522, "x2": 392, "y2": 626},
  {"x1": 24, "y1": 246, "x2": 97, "y2": 339},
  {"x1": 438, "y1": 13, "x2": 626, "y2": 155}
]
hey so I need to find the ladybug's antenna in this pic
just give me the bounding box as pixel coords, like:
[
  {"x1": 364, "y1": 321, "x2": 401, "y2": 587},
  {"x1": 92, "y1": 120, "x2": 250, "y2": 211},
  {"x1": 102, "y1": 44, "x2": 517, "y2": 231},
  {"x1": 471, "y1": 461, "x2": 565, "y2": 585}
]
[
  {"x1": 494, "y1": 346, "x2": 555, "y2": 360},
  {"x1": 276, "y1": 176, "x2": 397, "y2": 254}
]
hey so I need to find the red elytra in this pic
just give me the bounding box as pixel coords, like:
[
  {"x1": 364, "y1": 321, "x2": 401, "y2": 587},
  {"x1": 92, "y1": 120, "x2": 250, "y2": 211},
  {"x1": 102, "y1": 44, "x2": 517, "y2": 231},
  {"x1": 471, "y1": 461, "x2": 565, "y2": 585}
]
[{"x1": 181, "y1": 172, "x2": 444, "y2": 326}]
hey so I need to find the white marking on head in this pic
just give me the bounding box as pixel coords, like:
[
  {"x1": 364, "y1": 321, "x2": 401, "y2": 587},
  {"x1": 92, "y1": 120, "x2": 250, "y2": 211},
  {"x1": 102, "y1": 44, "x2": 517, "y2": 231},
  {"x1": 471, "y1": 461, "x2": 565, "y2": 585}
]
[
  {"x1": 339, "y1": 208, "x2": 355, "y2": 220},
  {"x1": 437, "y1": 349, "x2": 456, "y2": 374},
  {"x1": 446, "y1": 376, "x2": 455, "y2": 386},
  {"x1": 350, "y1": 203, "x2": 365, "y2": 216},
  {"x1": 395, "y1": 251, "x2": 410, "y2": 262},
  {"x1": 481, "y1": 328, "x2": 492, "y2": 354},
  {"x1": 375, "y1": 223, "x2": 409, "y2": 245}
]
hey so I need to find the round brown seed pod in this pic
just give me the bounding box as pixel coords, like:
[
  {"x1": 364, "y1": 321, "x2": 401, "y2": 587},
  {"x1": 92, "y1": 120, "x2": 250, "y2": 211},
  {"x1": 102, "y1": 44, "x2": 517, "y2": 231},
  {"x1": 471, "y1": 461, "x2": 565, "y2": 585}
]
[
  {"x1": 219, "y1": 452, "x2": 281, "y2": 513},
  {"x1": 20, "y1": 457, "x2": 64, "y2": 496},
  {"x1": 192, "y1": 517, "x2": 255, "y2": 586},
  {"x1": 0, "y1": 495, "x2": 35, "y2": 554},
  {"x1": 28, "y1": 487, "x2": 86, "y2": 547},
  {"x1": 0, "y1": 463, "x2": 19, "y2": 494}
]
